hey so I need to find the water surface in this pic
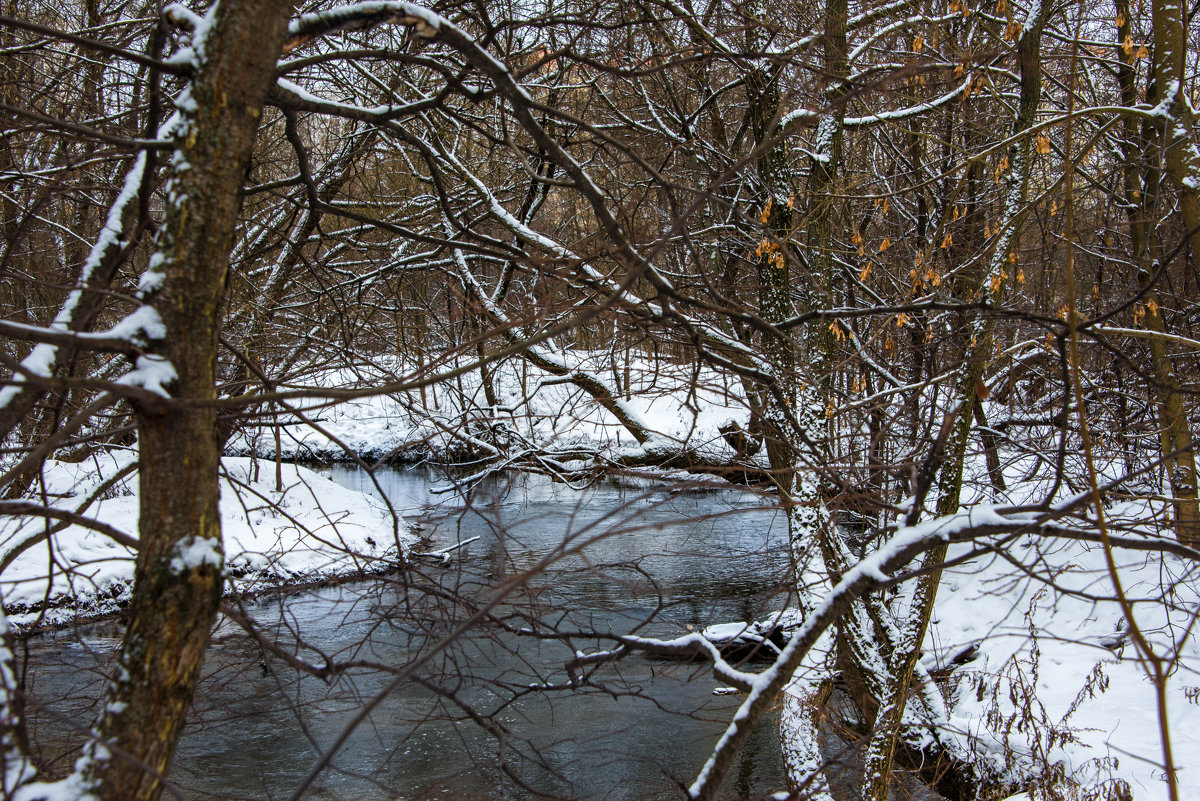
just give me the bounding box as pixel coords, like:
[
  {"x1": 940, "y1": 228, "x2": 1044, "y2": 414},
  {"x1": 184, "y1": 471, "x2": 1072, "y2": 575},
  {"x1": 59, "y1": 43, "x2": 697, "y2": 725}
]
[{"x1": 25, "y1": 467, "x2": 793, "y2": 800}]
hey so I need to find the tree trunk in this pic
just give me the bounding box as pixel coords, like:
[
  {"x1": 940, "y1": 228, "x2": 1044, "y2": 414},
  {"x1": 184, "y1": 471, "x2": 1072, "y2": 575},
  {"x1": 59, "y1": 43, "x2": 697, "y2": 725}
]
[
  {"x1": 83, "y1": 2, "x2": 295, "y2": 799},
  {"x1": 1145, "y1": 0, "x2": 1200, "y2": 547},
  {"x1": 770, "y1": 0, "x2": 846, "y2": 796}
]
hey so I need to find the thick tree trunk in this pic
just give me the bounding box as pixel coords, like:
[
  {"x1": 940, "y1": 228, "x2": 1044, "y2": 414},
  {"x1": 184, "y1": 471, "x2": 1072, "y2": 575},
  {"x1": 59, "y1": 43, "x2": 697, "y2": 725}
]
[
  {"x1": 770, "y1": 0, "x2": 846, "y2": 796},
  {"x1": 83, "y1": 2, "x2": 295, "y2": 800}
]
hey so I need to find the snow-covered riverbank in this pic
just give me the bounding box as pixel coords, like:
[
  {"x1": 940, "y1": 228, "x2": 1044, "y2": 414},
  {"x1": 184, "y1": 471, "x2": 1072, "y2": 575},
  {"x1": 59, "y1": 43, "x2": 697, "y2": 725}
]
[
  {"x1": 928, "y1": 518, "x2": 1200, "y2": 801},
  {"x1": 695, "y1": 515, "x2": 1200, "y2": 801},
  {"x1": 0, "y1": 452, "x2": 417, "y2": 631},
  {"x1": 226, "y1": 356, "x2": 751, "y2": 464}
]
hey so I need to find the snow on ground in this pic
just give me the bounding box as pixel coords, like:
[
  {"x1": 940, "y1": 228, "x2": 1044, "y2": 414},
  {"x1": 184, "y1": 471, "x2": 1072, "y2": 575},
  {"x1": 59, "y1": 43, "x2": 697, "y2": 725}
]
[
  {"x1": 899, "y1": 407, "x2": 1197, "y2": 798},
  {"x1": 227, "y1": 354, "x2": 751, "y2": 462},
  {"x1": 929, "y1": 502, "x2": 1200, "y2": 801},
  {"x1": 0, "y1": 451, "x2": 416, "y2": 631}
]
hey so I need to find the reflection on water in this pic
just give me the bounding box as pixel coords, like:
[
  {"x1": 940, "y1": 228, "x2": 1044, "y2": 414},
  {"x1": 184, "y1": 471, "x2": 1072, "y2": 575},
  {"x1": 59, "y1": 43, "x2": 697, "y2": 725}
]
[{"x1": 24, "y1": 467, "x2": 793, "y2": 800}]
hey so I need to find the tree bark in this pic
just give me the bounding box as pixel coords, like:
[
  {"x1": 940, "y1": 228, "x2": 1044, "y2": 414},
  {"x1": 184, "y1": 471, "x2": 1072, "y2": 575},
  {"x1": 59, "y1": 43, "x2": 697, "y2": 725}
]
[
  {"x1": 1145, "y1": 0, "x2": 1200, "y2": 547},
  {"x1": 83, "y1": 2, "x2": 295, "y2": 799}
]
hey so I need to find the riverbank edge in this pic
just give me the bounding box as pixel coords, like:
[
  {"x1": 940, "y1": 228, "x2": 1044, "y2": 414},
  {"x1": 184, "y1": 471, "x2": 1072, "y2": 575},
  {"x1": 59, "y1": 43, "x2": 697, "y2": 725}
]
[
  {"x1": 2, "y1": 455, "x2": 434, "y2": 636},
  {"x1": 10, "y1": 544, "x2": 420, "y2": 638}
]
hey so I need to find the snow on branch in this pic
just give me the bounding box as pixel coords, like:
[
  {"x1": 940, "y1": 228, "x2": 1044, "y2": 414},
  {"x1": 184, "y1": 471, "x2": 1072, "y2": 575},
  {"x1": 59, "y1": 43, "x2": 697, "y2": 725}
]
[
  {"x1": 0, "y1": 153, "x2": 146, "y2": 413},
  {"x1": 782, "y1": 78, "x2": 970, "y2": 130},
  {"x1": 284, "y1": 1, "x2": 444, "y2": 51}
]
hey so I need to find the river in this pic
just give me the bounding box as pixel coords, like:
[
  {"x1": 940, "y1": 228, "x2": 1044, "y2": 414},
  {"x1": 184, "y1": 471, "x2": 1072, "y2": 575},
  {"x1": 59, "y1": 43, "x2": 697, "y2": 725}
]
[{"x1": 22, "y1": 466, "x2": 793, "y2": 800}]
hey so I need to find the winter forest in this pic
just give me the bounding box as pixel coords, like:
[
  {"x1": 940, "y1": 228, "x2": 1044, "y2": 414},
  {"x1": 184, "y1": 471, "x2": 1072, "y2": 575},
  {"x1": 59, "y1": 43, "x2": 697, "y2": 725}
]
[{"x1": 1, "y1": 0, "x2": 1199, "y2": 799}]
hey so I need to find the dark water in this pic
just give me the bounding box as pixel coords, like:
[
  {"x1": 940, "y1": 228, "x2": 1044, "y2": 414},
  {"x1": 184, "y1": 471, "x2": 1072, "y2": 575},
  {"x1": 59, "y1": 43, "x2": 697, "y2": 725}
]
[{"x1": 22, "y1": 467, "x2": 793, "y2": 801}]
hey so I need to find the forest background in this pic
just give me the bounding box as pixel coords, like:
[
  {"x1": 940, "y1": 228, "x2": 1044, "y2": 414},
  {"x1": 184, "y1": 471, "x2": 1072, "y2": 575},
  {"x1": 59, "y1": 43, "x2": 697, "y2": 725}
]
[{"x1": 1, "y1": 0, "x2": 1199, "y2": 800}]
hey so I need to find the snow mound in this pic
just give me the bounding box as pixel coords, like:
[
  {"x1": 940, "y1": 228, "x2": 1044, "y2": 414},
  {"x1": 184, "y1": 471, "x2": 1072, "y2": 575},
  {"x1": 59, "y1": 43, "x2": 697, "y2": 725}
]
[{"x1": 931, "y1": 516, "x2": 1200, "y2": 801}]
